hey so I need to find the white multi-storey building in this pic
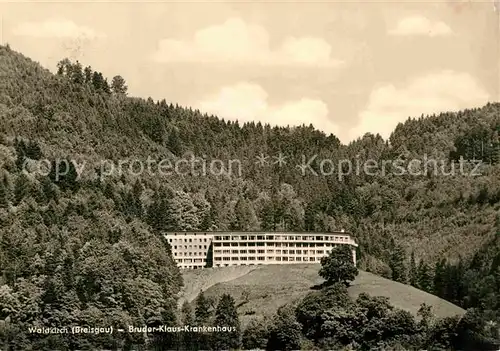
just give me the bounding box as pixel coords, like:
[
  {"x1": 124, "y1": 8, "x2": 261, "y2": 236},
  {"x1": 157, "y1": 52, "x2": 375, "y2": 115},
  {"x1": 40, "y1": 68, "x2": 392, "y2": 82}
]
[{"x1": 165, "y1": 231, "x2": 358, "y2": 269}]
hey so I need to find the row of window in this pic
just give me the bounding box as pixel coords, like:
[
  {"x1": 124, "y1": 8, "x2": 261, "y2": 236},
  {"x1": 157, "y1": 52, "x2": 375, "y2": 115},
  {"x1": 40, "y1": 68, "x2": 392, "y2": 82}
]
[
  {"x1": 214, "y1": 263, "x2": 266, "y2": 267},
  {"x1": 174, "y1": 252, "x2": 207, "y2": 257},
  {"x1": 214, "y1": 256, "x2": 321, "y2": 262},
  {"x1": 173, "y1": 245, "x2": 208, "y2": 250},
  {"x1": 213, "y1": 249, "x2": 326, "y2": 255},
  {"x1": 213, "y1": 235, "x2": 349, "y2": 241},
  {"x1": 168, "y1": 238, "x2": 210, "y2": 243},
  {"x1": 168, "y1": 236, "x2": 352, "y2": 245},
  {"x1": 180, "y1": 266, "x2": 203, "y2": 269},
  {"x1": 175, "y1": 258, "x2": 207, "y2": 263},
  {"x1": 213, "y1": 242, "x2": 338, "y2": 247}
]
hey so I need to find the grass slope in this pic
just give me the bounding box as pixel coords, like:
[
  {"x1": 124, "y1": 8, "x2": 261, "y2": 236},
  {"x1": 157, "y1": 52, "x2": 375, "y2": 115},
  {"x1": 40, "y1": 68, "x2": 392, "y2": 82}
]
[{"x1": 181, "y1": 264, "x2": 465, "y2": 327}]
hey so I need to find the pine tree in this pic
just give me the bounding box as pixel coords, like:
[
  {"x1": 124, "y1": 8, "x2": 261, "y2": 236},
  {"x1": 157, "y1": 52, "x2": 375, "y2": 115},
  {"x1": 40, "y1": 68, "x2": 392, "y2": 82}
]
[
  {"x1": 180, "y1": 302, "x2": 196, "y2": 351},
  {"x1": 409, "y1": 251, "x2": 418, "y2": 287},
  {"x1": 84, "y1": 66, "x2": 92, "y2": 83},
  {"x1": 34, "y1": 185, "x2": 46, "y2": 204},
  {"x1": 212, "y1": 294, "x2": 241, "y2": 350},
  {"x1": 304, "y1": 203, "x2": 316, "y2": 231},
  {"x1": 194, "y1": 291, "x2": 213, "y2": 350},
  {"x1": 56, "y1": 63, "x2": 64, "y2": 75},
  {"x1": 418, "y1": 260, "x2": 433, "y2": 292},
  {"x1": 15, "y1": 153, "x2": 26, "y2": 172},
  {"x1": 195, "y1": 291, "x2": 212, "y2": 324},
  {"x1": 41, "y1": 177, "x2": 56, "y2": 203},
  {"x1": 260, "y1": 204, "x2": 275, "y2": 230},
  {"x1": 433, "y1": 258, "x2": 447, "y2": 298},
  {"x1": 48, "y1": 159, "x2": 79, "y2": 191},
  {"x1": 91, "y1": 71, "x2": 110, "y2": 93},
  {"x1": 103, "y1": 182, "x2": 115, "y2": 200},
  {"x1": 491, "y1": 130, "x2": 500, "y2": 164},
  {"x1": 56, "y1": 58, "x2": 71, "y2": 76},
  {"x1": 111, "y1": 75, "x2": 128, "y2": 96},
  {"x1": 131, "y1": 179, "x2": 144, "y2": 218},
  {"x1": 0, "y1": 181, "x2": 8, "y2": 208},
  {"x1": 166, "y1": 128, "x2": 182, "y2": 156},
  {"x1": 389, "y1": 243, "x2": 407, "y2": 283},
  {"x1": 25, "y1": 140, "x2": 42, "y2": 160},
  {"x1": 102, "y1": 78, "x2": 111, "y2": 94},
  {"x1": 147, "y1": 189, "x2": 172, "y2": 231},
  {"x1": 200, "y1": 203, "x2": 216, "y2": 230},
  {"x1": 447, "y1": 257, "x2": 466, "y2": 305},
  {"x1": 71, "y1": 61, "x2": 84, "y2": 84},
  {"x1": 13, "y1": 173, "x2": 30, "y2": 205},
  {"x1": 91, "y1": 71, "x2": 103, "y2": 90},
  {"x1": 231, "y1": 198, "x2": 254, "y2": 231},
  {"x1": 14, "y1": 138, "x2": 27, "y2": 171}
]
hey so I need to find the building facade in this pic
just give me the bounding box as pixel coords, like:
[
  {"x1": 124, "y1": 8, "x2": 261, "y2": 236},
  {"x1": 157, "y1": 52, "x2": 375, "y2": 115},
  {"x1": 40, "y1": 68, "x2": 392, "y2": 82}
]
[{"x1": 165, "y1": 231, "x2": 358, "y2": 269}]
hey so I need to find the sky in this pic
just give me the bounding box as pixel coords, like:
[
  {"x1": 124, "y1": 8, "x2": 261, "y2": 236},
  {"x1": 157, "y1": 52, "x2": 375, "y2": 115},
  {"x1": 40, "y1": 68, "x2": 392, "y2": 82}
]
[{"x1": 0, "y1": 0, "x2": 498, "y2": 144}]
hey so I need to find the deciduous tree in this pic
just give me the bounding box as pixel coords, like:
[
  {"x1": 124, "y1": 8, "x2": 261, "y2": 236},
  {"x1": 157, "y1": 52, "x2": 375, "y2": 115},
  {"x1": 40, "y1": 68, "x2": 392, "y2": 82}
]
[{"x1": 319, "y1": 245, "x2": 358, "y2": 286}]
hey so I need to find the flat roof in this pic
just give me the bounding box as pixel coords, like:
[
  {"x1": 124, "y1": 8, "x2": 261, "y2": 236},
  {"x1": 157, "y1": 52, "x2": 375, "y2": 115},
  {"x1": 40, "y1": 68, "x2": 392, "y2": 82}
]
[{"x1": 164, "y1": 231, "x2": 351, "y2": 235}]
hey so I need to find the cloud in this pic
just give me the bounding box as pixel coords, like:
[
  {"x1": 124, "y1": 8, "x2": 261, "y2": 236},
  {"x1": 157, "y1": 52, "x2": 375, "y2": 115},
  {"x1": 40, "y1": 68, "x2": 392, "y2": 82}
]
[
  {"x1": 12, "y1": 19, "x2": 105, "y2": 39},
  {"x1": 388, "y1": 16, "x2": 452, "y2": 37},
  {"x1": 198, "y1": 82, "x2": 339, "y2": 135},
  {"x1": 348, "y1": 71, "x2": 490, "y2": 141},
  {"x1": 152, "y1": 18, "x2": 343, "y2": 67}
]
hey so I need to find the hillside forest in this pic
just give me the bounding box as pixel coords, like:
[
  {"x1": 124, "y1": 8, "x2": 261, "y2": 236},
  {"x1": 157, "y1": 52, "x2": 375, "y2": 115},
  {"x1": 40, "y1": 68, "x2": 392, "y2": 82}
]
[{"x1": 1, "y1": 45, "x2": 500, "y2": 349}]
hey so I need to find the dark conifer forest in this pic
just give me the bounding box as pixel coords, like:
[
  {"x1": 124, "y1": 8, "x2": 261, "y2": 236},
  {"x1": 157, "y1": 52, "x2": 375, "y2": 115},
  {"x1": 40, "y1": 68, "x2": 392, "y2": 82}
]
[{"x1": 1, "y1": 45, "x2": 500, "y2": 350}]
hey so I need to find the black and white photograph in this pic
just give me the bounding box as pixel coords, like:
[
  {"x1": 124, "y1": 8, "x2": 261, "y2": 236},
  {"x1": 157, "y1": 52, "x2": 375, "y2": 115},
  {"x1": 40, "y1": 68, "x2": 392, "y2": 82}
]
[{"x1": 0, "y1": 0, "x2": 499, "y2": 350}]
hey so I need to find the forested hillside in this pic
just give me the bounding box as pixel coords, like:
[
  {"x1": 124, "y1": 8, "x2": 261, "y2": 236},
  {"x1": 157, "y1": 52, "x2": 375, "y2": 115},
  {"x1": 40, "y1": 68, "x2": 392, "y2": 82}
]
[{"x1": 1, "y1": 44, "x2": 500, "y2": 349}]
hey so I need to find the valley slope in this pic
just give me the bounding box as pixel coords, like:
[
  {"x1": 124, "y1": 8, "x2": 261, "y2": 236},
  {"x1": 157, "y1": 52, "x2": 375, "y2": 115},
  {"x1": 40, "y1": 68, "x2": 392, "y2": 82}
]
[{"x1": 181, "y1": 264, "x2": 465, "y2": 327}]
